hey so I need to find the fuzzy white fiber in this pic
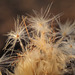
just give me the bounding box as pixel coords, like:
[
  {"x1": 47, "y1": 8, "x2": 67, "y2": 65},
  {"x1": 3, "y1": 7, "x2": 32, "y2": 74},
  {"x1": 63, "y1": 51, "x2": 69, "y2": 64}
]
[
  {"x1": 2, "y1": 3, "x2": 75, "y2": 75},
  {"x1": 12, "y1": 45, "x2": 67, "y2": 75}
]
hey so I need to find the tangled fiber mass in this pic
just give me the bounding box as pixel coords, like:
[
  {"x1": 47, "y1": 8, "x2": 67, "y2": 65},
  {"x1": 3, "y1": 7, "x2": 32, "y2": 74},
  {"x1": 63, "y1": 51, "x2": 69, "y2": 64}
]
[{"x1": 0, "y1": 3, "x2": 75, "y2": 75}]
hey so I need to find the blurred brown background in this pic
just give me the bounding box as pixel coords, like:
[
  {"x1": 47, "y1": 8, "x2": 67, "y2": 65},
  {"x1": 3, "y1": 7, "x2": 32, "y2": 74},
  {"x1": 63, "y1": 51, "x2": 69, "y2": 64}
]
[{"x1": 0, "y1": 0, "x2": 75, "y2": 56}]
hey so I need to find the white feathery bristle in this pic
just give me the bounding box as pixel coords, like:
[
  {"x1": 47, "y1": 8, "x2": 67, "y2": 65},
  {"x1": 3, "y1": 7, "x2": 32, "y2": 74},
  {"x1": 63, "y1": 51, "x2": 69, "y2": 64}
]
[
  {"x1": 55, "y1": 19, "x2": 75, "y2": 38},
  {"x1": 4, "y1": 17, "x2": 28, "y2": 52},
  {"x1": 59, "y1": 37, "x2": 75, "y2": 55},
  {"x1": 1, "y1": 3, "x2": 75, "y2": 75},
  {"x1": 13, "y1": 43, "x2": 67, "y2": 75},
  {"x1": 27, "y1": 3, "x2": 59, "y2": 35}
]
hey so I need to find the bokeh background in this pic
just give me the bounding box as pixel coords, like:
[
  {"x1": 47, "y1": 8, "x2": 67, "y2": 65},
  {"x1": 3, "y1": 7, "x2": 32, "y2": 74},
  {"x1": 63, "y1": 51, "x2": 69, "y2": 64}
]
[{"x1": 0, "y1": 0, "x2": 75, "y2": 56}]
